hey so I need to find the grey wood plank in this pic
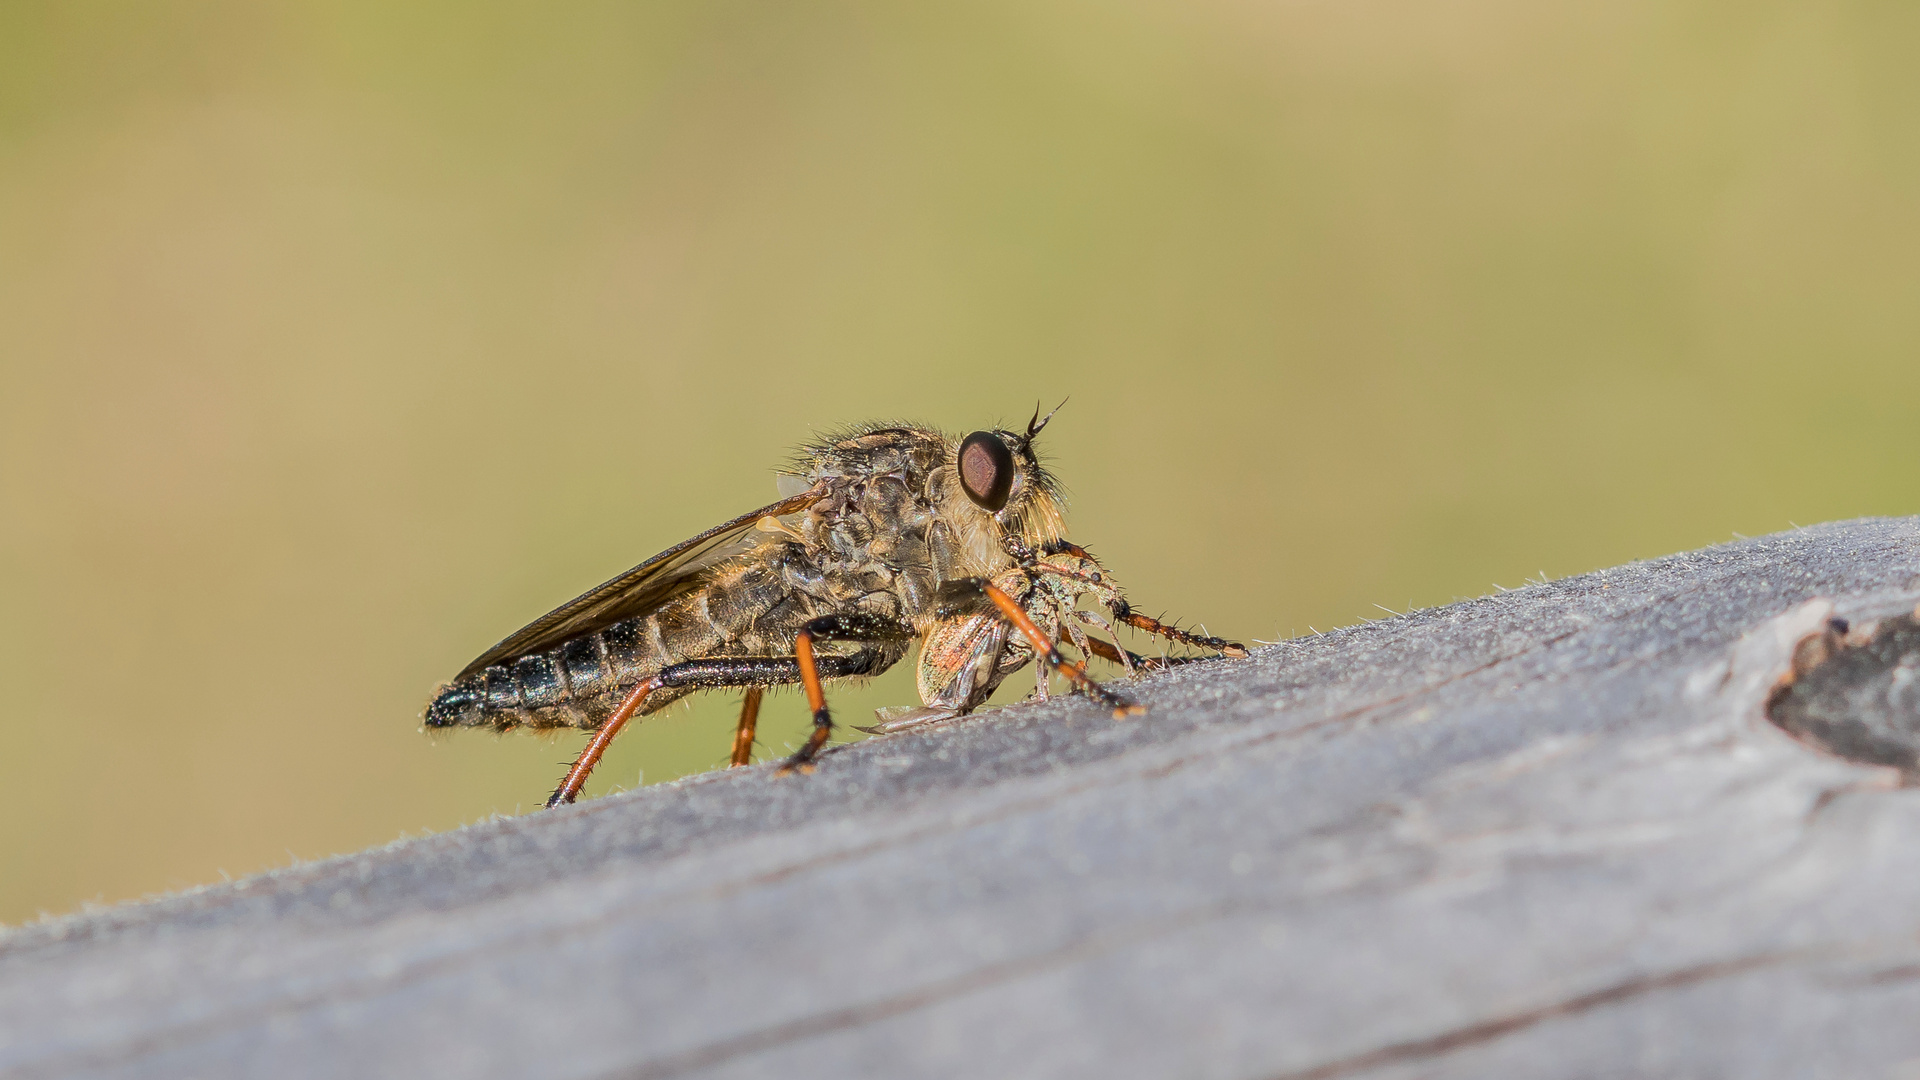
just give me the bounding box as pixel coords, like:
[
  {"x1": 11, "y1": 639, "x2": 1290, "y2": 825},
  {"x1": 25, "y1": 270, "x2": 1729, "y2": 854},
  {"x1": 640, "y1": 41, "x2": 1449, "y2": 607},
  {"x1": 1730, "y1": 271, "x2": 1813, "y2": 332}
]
[{"x1": 4, "y1": 518, "x2": 1920, "y2": 1080}]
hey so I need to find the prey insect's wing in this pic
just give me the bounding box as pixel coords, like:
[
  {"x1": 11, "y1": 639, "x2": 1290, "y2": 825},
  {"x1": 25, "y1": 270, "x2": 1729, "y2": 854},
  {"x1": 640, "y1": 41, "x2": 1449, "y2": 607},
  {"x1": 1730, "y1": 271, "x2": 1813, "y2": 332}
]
[
  {"x1": 916, "y1": 611, "x2": 1012, "y2": 711},
  {"x1": 858, "y1": 612, "x2": 1011, "y2": 735},
  {"x1": 455, "y1": 488, "x2": 824, "y2": 679}
]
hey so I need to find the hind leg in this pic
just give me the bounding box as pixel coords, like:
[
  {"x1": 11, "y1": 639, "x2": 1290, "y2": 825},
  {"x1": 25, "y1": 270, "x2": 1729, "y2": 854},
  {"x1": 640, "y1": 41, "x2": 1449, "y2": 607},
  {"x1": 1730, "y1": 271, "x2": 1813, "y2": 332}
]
[
  {"x1": 728, "y1": 687, "x2": 764, "y2": 767},
  {"x1": 546, "y1": 650, "x2": 888, "y2": 808}
]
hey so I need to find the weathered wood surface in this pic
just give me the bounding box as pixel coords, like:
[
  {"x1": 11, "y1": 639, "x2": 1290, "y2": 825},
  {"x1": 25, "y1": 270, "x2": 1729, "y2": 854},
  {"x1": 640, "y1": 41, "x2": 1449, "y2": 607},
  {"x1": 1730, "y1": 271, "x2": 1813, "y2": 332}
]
[{"x1": 5, "y1": 519, "x2": 1920, "y2": 1080}]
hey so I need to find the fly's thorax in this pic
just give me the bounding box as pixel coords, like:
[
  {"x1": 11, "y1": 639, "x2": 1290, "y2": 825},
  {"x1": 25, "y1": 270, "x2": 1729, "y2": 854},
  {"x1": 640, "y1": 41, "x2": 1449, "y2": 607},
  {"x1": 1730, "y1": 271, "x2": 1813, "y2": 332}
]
[
  {"x1": 806, "y1": 425, "x2": 951, "y2": 479},
  {"x1": 776, "y1": 426, "x2": 959, "y2": 625}
]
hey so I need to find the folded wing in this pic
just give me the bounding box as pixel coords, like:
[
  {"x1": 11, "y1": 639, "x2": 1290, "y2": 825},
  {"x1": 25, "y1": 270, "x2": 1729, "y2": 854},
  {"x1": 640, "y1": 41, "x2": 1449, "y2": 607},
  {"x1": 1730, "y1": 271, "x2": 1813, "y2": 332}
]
[{"x1": 455, "y1": 488, "x2": 824, "y2": 679}]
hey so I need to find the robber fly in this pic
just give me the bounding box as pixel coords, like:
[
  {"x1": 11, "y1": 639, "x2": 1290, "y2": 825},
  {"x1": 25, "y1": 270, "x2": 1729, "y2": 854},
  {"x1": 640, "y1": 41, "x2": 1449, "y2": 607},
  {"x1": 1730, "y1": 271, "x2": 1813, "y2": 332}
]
[{"x1": 424, "y1": 406, "x2": 1248, "y2": 807}]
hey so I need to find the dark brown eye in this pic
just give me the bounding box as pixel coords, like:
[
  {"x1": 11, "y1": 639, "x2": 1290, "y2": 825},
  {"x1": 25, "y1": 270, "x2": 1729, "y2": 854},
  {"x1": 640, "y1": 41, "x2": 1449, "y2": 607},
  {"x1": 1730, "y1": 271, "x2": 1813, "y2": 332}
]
[{"x1": 957, "y1": 431, "x2": 1015, "y2": 512}]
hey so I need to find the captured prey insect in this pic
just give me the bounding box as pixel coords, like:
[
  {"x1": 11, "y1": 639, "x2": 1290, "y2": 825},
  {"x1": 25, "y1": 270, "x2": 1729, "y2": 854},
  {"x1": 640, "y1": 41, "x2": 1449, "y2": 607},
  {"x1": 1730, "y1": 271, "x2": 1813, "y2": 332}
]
[{"x1": 423, "y1": 407, "x2": 1248, "y2": 808}]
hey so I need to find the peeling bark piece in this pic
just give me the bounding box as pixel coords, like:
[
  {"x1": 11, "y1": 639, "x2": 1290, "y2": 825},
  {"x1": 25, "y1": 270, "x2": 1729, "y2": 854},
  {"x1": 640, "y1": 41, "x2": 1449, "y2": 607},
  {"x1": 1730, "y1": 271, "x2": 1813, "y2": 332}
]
[{"x1": 1770, "y1": 612, "x2": 1920, "y2": 778}]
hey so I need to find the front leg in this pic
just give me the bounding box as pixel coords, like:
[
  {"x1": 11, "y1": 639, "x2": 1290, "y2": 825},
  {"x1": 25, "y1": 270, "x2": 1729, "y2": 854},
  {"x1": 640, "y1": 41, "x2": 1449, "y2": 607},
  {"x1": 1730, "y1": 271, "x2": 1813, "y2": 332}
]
[
  {"x1": 940, "y1": 578, "x2": 1141, "y2": 718},
  {"x1": 1031, "y1": 538, "x2": 1248, "y2": 659},
  {"x1": 1067, "y1": 621, "x2": 1217, "y2": 673},
  {"x1": 1110, "y1": 600, "x2": 1250, "y2": 658}
]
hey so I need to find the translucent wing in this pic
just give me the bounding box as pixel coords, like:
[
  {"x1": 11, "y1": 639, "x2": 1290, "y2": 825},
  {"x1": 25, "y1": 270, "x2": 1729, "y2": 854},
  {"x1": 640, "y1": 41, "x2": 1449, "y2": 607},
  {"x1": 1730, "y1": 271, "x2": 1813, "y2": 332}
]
[
  {"x1": 455, "y1": 489, "x2": 822, "y2": 679},
  {"x1": 915, "y1": 612, "x2": 1013, "y2": 710}
]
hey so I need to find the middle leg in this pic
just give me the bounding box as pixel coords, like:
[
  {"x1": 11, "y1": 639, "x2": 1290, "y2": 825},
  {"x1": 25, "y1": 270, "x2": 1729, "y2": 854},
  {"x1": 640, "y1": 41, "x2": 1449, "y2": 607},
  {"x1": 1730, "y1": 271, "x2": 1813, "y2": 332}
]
[
  {"x1": 944, "y1": 578, "x2": 1142, "y2": 718},
  {"x1": 783, "y1": 613, "x2": 915, "y2": 773}
]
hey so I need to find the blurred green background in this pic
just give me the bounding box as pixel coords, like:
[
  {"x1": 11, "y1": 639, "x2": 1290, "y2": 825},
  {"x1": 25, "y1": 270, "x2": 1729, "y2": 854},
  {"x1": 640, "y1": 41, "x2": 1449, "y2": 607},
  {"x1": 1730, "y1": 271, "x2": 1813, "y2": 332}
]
[{"x1": 2, "y1": 0, "x2": 1916, "y2": 926}]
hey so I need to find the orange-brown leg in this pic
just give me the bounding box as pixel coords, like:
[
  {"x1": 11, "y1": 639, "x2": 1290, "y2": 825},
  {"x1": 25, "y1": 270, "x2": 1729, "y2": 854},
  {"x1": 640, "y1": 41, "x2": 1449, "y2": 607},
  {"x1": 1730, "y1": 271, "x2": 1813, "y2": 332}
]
[
  {"x1": 548, "y1": 647, "x2": 898, "y2": 805},
  {"x1": 1073, "y1": 633, "x2": 1129, "y2": 667},
  {"x1": 729, "y1": 686, "x2": 764, "y2": 767},
  {"x1": 547, "y1": 675, "x2": 662, "y2": 808},
  {"x1": 979, "y1": 582, "x2": 1141, "y2": 717},
  {"x1": 1112, "y1": 602, "x2": 1250, "y2": 658},
  {"x1": 1066, "y1": 630, "x2": 1211, "y2": 673},
  {"x1": 778, "y1": 631, "x2": 832, "y2": 774},
  {"x1": 777, "y1": 613, "x2": 914, "y2": 775}
]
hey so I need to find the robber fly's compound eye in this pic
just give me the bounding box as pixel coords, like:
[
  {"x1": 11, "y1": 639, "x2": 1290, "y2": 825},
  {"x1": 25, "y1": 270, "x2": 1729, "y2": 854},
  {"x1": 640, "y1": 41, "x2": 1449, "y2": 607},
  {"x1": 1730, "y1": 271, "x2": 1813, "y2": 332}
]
[{"x1": 957, "y1": 431, "x2": 1015, "y2": 512}]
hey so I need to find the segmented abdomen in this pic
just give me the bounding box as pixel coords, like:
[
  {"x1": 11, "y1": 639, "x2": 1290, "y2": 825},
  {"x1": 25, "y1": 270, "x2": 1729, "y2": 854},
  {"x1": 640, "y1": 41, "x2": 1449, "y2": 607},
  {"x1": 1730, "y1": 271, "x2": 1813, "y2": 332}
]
[
  {"x1": 423, "y1": 612, "x2": 665, "y2": 730},
  {"x1": 423, "y1": 558, "x2": 813, "y2": 731}
]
